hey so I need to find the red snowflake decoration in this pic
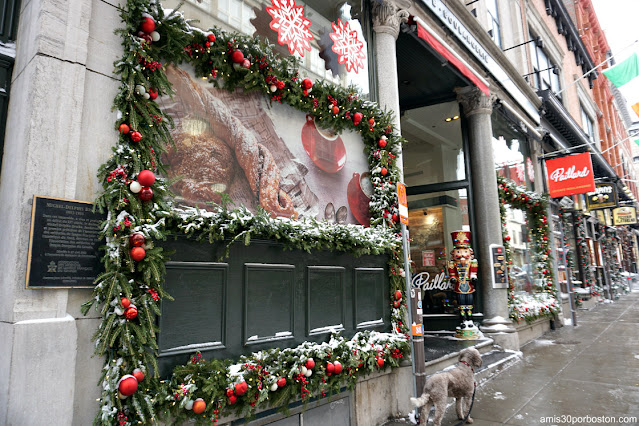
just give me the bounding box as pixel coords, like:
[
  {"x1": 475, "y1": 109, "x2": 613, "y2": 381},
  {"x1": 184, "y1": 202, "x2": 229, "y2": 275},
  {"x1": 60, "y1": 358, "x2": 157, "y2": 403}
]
[
  {"x1": 329, "y1": 19, "x2": 366, "y2": 74},
  {"x1": 266, "y1": 0, "x2": 314, "y2": 57}
]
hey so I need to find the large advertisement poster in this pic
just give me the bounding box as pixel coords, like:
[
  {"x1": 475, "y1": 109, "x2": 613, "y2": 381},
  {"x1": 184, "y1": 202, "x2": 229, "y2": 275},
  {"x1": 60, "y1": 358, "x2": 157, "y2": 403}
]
[{"x1": 159, "y1": 66, "x2": 372, "y2": 225}]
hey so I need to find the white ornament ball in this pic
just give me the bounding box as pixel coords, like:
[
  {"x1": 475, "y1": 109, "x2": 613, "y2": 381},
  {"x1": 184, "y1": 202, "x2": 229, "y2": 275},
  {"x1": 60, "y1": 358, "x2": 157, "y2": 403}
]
[
  {"x1": 150, "y1": 31, "x2": 160, "y2": 42},
  {"x1": 184, "y1": 399, "x2": 194, "y2": 410},
  {"x1": 381, "y1": 135, "x2": 387, "y2": 141},
  {"x1": 301, "y1": 366, "x2": 308, "y2": 375},
  {"x1": 270, "y1": 85, "x2": 277, "y2": 92},
  {"x1": 143, "y1": 93, "x2": 150, "y2": 100},
  {"x1": 130, "y1": 181, "x2": 142, "y2": 193},
  {"x1": 135, "y1": 85, "x2": 146, "y2": 95},
  {"x1": 269, "y1": 382, "x2": 278, "y2": 392},
  {"x1": 304, "y1": 369, "x2": 312, "y2": 377},
  {"x1": 400, "y1": 269, "x2": 406, "y2": 278}
]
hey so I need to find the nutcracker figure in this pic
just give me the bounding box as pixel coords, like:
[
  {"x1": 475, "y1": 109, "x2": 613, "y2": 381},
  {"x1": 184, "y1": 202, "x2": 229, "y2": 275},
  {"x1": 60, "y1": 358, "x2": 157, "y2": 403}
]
[{"x1": 447, "y1": 231, "x2": 479, "y2": 337}]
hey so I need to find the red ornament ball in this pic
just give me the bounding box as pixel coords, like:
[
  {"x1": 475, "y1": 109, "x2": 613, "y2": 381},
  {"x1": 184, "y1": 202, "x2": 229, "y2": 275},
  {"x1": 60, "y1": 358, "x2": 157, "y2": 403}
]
[
  {"x1": 394, "y1": 290, "x2": 402, "y2": 300},
  {"x1": 378, "y1": 138, "x2": 387, "y2": 148},
  {"x1": 393, "y1": 300, "x2": 401, "y2": 308},
  {"x1": 130, "y1": 246, "x2": 146, "y2": 261},
  {"x1": 392, "y1": 213, "x2": 399, "y2": 223},
  {"x1": 130, "y1": 131, "x2": 142, "y2": 142},
  {"x1": 376, "y1": 357, "x2": 385, "y2": 368},
  {"x1": 140, "y1": 17, "x2": 155, "y2": 34},
  {"x1": 332, "y1": 105, "x2": 339, "y2": 115},
  {"x1": 381, "y1": 167, "x2": 388, "y2": 176},
  {"x1": 192, "y1": 398, "x2": 206, "y2": 414},
  {"x1": 137, "y1": 170, "x2": 156, "y2": 187},
  {"x1": 226, "y1": 388, "x2": 234, "y2": 397},
  {"x1": 241, "y1": 58, "x2": 251, "y2": 69},
  {"x1": 129, "y1": 232, "x2": 145, "y2": 247},
  {"x1": 333, "y1": 361, "x2": 343, "y2": 374},
  {"x1": 302, "y1": 78, "x2": 313, "y2": 90},
  {"x1": 118, "y1": 124, "x2": 130, "y2": 134},
  {"x1": 132, "y1": 368, "x2": 144, "y2": 383},
  {"x1": 326, "y1": 362, "x2": 335, "y2": 374},
  {"x1": 120, "y1": 297, "x2": 131, "y2": 309},
  {"x1": 139, "y1": 187, "x2": 153, "y2": 201},
  {"x1": 228, "y1": 395, "x2": 237, "y2": 405},
  {"x1": 124, "y1": 306, "x2": 138, "y2": 320},
  {"x1": 118, "y1": 375, "x2": 138, "y2": 396},
  {"x1": 231, "y1": 50, "x2": 245, "y2": 64},
  {"x1": 353, "y1": 112, "x2": 363, "y2": 124},
  {"x1": 207, "y1": 33, "x2": 216, "y2": 42},
  {"x1": 305, "y1": 358, "x2": 315, "y2": 369},
  {"x1": 148, "y1": 89, "x2": 158, "y2": 100},
  {"x1": 234, "y1": 381, "x2": 247, "y2": 396},
  {"x1": 277, "y1": 377, "x2": 287, "y2": 388},
  {"x1": 276, "y1": 80, "x2": 285, "y2": 90},
  {"x1": 504, "y1": 235, "x2": 511, "y2": 241},
  {"x1": 368, "y1": 118, "x2": 375, "y2": 126}
]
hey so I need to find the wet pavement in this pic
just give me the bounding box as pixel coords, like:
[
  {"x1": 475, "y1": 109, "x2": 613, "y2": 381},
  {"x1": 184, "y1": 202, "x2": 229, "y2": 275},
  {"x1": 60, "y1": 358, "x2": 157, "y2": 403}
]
[{"x1": 389, "y1": 289, "x2": 639, "y2": 425}]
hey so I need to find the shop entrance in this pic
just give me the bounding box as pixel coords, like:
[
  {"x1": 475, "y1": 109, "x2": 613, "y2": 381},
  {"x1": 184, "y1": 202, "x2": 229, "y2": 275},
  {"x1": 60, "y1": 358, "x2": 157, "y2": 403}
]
[{"x1": 396, "y1": 30, "x2": 480, "y2": 332}]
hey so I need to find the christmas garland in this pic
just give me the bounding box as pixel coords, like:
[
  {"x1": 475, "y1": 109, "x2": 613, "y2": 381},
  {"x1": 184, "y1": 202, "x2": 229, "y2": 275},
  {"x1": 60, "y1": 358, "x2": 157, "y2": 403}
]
[
  {"x1": 598, "y1": 224, "x2": 625, "y2": 298},
  {"x1": 497, "y1": 177, "x2": 559, "y2": 322},
  {"x1": 82, "y1": 2, "x2": 410, "y2": 425}
]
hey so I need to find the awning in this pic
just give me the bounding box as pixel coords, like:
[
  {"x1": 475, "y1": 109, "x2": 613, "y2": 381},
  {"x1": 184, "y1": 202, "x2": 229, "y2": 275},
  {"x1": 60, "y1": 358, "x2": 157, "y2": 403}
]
[{"x1": 415, "y1": 21, "x2": 490, "y2": 96}]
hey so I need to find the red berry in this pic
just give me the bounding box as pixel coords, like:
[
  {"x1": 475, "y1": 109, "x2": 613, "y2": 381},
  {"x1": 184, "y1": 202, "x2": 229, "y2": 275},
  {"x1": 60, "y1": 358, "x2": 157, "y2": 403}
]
[
  {"x1": 119, "y1": 124, "x2": 130, "y2": 134},
  {"x1": 140, "y1": 17, "x2": 155, "y2": 34},
  {"x1": 276, "y1": 80, "x2": 285, "y2": 90},
  {"x1": 137, "y1": 170, "x2": 156, "y2": 187},
  {"x1": 277, "y1": 378, "x2": 286, "y2": 388},
  {"x1": 231, "y1": 50, "x2": 244, "y2": 63},
  {"x1": 208, "y1": 33, "x2": 216, "y2": 42},
  {"x1": 130, "y1": 247, "x2": 145, "y2": 261},
  {"x1": 333, "y1": 361, "x2": 342, "y2": 374},
  {"x1": 381, "y1": 167, "x2": 388, "y2": 176},
  {"x1": 378, "y1": 138, "x2": 387, "y2": 148}
]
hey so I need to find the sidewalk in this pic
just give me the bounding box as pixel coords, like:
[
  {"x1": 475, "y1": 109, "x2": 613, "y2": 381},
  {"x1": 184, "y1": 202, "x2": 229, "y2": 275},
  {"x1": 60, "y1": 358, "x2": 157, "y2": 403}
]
[{"x1": 417, "y1": 289, "x2": 639, "y2": 425}]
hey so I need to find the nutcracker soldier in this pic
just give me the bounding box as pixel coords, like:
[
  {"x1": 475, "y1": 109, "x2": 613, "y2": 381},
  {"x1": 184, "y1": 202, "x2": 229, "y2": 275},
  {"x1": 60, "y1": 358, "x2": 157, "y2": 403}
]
[{"x1": 447, "y1": 231, "x2": 480, "y2": 339}]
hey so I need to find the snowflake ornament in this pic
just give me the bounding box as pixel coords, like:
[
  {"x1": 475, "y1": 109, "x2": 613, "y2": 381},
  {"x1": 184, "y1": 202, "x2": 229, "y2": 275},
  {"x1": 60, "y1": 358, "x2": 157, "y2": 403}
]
[
  {"x1": 329, "y1": 19, "x2": 366, "y2": 74},
  {"x1": 267, "y1": 0, "x2": 314, "y2": 57}
]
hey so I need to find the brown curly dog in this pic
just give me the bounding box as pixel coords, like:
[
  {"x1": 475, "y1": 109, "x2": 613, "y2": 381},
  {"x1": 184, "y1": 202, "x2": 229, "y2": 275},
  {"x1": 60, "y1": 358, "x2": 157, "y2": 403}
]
[{"x1": 410, "y1": 347, "x2": 482, "y2": 426}]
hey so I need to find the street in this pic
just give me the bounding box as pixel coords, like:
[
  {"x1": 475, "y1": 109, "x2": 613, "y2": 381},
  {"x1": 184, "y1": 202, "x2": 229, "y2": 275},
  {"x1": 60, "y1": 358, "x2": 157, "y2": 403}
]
[{"x1": 429, "y1": 288, "x2": 639, "y2": 425}]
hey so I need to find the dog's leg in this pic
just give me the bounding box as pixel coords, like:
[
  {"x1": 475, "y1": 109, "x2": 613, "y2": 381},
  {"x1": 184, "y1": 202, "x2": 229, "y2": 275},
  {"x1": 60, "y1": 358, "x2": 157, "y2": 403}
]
[
  {"x1": 464, "y1": 394, "x2": 474, "y2": 424},
  {"x1": 431, "y1": 396, "x2": 446, "y2": 426},
  {"x1": 456, "y1": 397, "x2": 465, "y2": 419}
]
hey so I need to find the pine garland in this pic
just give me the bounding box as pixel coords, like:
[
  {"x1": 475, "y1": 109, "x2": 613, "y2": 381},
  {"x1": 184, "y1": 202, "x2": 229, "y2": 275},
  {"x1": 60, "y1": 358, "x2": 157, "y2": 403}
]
[
  {"x1": 83, "y1": 1, "x2": 410, "y2": 424},
  {"x1": 497, "y1": 177, "x2": 559, "y2": 322}
]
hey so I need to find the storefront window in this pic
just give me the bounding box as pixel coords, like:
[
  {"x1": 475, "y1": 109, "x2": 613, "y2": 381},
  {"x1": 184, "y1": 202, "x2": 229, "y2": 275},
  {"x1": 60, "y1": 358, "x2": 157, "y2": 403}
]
[
  {"x1": 504, "y1": 205, "x2": 538, "y2": 294},
  {"x1": 493, "y1": 136, "x2": 534, "y2": 190},
  {"x1": 401, "y1": 102, "x2": 466, "y2": 187},
  {"x1": 162, "y1": 0, "x2": 371, "y2": 96},
  {"x1": 408, "y1": 189, "x2": 471, "y2": 314}
]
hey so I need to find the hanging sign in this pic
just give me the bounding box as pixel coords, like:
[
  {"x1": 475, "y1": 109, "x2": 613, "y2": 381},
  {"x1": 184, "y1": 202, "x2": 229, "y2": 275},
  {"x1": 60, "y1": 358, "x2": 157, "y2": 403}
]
[
  {"x1": 545, "y1": 152, "x2": 595, "y2": 198},
  {"x1": 612, "y1": 206, "x2": 637, "y2": 225},
  {"x1": 585, "y1": 183, "x2": 618, "y2": 210}
]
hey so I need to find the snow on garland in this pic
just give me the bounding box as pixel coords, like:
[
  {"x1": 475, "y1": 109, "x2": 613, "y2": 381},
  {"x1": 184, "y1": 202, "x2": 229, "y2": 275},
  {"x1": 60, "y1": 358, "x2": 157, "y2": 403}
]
[
  {"x1": 497, "y1": 176, "x2": 559, "y2": 322},
  {"x1": 82, "y1": 1, "x2": 410, "y2": 424}
]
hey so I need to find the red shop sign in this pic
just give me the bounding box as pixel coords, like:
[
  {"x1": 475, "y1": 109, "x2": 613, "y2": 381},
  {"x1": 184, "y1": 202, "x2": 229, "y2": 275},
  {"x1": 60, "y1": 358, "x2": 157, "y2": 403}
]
[{"x1": 545, "y1": 152, "x2": 595, "y2": 198}]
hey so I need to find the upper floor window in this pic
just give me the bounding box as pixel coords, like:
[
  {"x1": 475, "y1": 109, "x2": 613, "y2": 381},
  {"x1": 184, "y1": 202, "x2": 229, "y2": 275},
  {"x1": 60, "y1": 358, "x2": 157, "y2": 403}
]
[
  {"x1": 580, "y1": 106, "x2": 596, "y2": 143},
  {"x1": 486, "y1": 0, "x2": 501, "y2": 48},
  {"x1": 528, "y1": 35, "x2": 561, "y2": 95}
]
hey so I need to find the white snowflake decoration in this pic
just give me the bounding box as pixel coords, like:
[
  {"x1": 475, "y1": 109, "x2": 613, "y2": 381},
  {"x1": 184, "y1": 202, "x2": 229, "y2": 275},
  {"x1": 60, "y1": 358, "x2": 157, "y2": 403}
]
[
  {"x1": 267, "y1": 0, "x2": 314, "y2": 57},
  {"x1": 329, "y1": 19, "x2": 366, "y2": 74}
]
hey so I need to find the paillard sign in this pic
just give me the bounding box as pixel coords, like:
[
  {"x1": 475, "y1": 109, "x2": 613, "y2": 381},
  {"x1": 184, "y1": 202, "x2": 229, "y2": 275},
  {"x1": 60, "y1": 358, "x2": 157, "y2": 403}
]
[{"x1": 545, "y1": 152, "x2": 595, "y2": 198}]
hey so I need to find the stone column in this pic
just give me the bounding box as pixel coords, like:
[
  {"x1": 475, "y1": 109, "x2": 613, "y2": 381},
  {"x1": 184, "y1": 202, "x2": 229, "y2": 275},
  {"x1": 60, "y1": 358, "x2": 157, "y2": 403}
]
[
  {"x1": 372, "y1": 0, "x2": 410, "y2": 179},
  {"x1": 456, "y1": 86, "x2": 520, "y2": 351}
]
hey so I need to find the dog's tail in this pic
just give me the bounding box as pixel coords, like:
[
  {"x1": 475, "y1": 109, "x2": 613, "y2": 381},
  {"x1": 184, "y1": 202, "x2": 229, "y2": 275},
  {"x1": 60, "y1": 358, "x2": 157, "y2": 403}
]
[{"x1": 409, "y1": 393, "x2": 430, "y2": 408}]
